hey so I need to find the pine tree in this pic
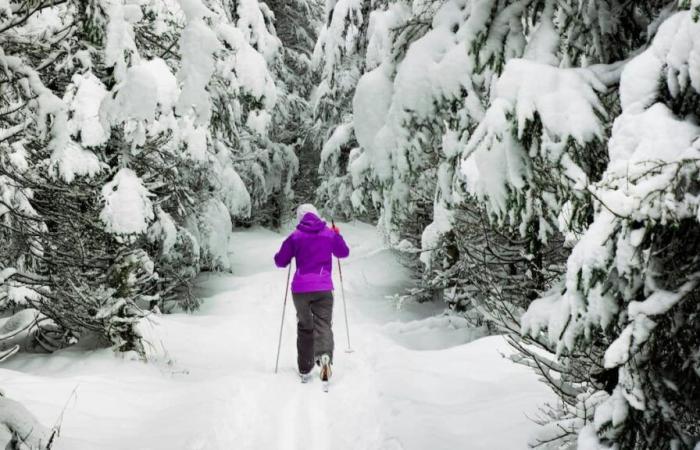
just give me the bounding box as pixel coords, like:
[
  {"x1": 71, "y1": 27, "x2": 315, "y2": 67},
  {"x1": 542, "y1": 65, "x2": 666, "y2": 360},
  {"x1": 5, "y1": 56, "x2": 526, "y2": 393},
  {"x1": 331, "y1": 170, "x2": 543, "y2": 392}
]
[
  {"x1": 266, "y1": 0, "x2": 324, "y2": 206},
  {"x1": 521, "y1": 5, "x2": 700, "y2": 447},
  {"x1": 314, "y1": 0, "x2": 698, "y2": 447},
  {"x1": 0, "y1": 0, "x2": 316, "y2": 356},
  {"x1": 312, "y1": 0, "x2": 375, "y2": 218}
]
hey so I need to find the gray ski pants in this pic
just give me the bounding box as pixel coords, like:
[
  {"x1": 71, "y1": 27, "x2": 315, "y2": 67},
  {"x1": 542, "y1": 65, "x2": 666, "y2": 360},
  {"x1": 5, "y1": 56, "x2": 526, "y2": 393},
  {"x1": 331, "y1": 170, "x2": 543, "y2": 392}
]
[{"x1": 292, "y1": 290, "x2": 334, "y2": 374}]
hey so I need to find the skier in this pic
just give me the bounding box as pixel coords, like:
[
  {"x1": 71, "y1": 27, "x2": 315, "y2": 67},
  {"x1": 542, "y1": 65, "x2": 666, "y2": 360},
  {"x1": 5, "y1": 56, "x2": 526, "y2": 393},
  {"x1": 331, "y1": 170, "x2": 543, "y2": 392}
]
[{"x1": 274, "y1": 204, "x2": 350, "y2": 385}]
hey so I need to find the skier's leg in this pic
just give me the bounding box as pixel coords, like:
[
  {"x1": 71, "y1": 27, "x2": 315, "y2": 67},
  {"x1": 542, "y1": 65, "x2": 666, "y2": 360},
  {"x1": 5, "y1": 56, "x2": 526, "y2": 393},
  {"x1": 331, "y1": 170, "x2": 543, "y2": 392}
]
[
  {"x1": 310, "y1": 291, "x2": 334, "y2": 363},
  {"x1": 292, "y1": 293, "x2": 314, "y2": 374}
]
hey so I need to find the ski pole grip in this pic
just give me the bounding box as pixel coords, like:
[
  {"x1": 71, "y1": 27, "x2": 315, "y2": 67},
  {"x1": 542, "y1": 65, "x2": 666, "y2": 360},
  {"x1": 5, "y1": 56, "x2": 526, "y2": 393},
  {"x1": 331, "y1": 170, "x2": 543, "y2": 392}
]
[{"x1": 331, "y1": 218, "x2": 340, "y2": 234}]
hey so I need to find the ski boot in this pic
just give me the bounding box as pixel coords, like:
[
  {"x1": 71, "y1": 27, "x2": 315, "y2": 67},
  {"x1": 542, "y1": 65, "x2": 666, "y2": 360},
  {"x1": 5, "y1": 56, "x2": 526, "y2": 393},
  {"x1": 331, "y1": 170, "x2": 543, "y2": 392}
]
[
  {"x1": 319, "y1": 354, "x2": 332, "y2": 392},
  {"x1": 299, "y1": 371, "x2": 313, "y2": 383}
]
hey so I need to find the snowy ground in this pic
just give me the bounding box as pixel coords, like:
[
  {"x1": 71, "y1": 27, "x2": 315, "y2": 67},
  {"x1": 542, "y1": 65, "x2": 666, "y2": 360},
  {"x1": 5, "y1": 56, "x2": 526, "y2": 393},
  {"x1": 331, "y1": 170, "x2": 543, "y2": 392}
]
[{"x1": 0, "y1": 222, "x2": 554, "y2": 449}]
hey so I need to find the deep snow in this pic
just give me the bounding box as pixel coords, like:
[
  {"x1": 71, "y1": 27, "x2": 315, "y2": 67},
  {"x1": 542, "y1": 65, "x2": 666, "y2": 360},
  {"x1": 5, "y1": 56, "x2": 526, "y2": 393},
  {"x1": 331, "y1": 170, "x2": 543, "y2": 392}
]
[{"x1": 0, "y1": 222, "x2": 554, "y2": 449}]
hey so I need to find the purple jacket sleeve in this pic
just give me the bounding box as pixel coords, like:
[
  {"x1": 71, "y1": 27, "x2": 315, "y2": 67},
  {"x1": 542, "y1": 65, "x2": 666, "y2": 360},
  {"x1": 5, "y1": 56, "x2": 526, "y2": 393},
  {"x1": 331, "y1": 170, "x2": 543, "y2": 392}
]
[
  {"x1": 274, "y1": 235, "x2": 295, "y2": 268},
  {"x1": 332, "y1": 233, "x2": 350, "y2": 258}
]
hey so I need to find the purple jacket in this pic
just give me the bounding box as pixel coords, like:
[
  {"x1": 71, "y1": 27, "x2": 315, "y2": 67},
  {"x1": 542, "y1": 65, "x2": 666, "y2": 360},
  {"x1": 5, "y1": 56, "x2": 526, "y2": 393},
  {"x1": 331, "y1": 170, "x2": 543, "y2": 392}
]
[{"x1": 274, "y1": 213, "x2": 350, "y2": 293}]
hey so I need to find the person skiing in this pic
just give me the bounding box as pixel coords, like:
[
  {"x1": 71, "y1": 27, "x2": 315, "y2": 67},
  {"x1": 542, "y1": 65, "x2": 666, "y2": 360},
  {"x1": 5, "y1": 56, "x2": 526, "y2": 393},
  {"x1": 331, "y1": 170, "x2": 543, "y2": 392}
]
[{"x1": 274, "y1": 204, "x2": 350, "y2": 385}]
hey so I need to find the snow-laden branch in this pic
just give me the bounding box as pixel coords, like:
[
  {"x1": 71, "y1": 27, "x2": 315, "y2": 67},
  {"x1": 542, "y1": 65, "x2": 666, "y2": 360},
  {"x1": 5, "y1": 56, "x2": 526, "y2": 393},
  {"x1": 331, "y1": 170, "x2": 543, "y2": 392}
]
[{"x1": 0, "y1": 396, "x2": 50, "y2": 449}]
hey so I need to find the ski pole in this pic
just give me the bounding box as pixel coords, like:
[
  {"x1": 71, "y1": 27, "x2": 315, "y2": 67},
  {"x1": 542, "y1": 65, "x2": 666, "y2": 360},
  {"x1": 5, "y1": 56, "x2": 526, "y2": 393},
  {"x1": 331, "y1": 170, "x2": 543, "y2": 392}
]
[
  {"x1": 332, "y1": 219, "x2": 353, "y2": 353},
  {"x1": 337, "y1": 256, "x2": 353, "y2": 353},
  {"x1": 274, "y1": 264, "x2": 292, "y2": 374}
]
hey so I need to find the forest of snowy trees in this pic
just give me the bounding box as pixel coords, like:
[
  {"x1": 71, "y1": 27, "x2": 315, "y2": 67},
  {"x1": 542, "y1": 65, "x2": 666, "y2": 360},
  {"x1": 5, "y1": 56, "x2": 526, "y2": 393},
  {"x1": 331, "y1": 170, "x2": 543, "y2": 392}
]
[
  {"x1": 0, "y1": 0, "x2": 699, "y2": 448},
  {"x1": 314, "y1": 0, "x2": 700, "y2": 448},
  {"x1": 0, "y1": 0, "x2": 321, "y2": 444},
  {"x1": 0, "y1": 0, "x2": 319, "y2": 352}
]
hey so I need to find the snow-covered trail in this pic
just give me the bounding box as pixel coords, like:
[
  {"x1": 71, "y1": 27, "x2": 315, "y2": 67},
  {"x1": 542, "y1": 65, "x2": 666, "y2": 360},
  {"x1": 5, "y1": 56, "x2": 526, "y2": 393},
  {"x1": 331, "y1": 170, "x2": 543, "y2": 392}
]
[{"x1": 0, "y1": 222, "x2": 554, "y2": 449}]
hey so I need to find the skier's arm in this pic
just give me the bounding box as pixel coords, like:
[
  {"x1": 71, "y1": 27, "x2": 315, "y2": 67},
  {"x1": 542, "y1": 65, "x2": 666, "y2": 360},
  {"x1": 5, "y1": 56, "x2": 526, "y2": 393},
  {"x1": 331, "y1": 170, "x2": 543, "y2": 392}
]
[
  {"x1": 332, "y1": 233, "x2": 350, "y2": 259},
  {"x1": 274, "y1": 236, "x2": 295, "y2": 267}
]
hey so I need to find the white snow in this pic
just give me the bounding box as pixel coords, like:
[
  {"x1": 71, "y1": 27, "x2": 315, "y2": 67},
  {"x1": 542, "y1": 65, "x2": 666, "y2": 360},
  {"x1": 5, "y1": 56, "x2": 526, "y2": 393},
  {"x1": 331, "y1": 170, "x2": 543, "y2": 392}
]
[
  {"x1": 0, "y1": 269, "x2": 17, "y2": 285},
  {"x1": 619, "y1": 48, "x2": 664, "y2": 113},
  {"x1": 180, "y1": 117, "x2": 209, "y2": 161},
  {"x1": 0, "y1": 223, "x2": 554, "y2": 449},
  {"x1": 100, "y1": 168, "x2": 154, "y2": 235},
  {"x1": 620, "y1": 11, "x2": 700, "y2": 112},
  {"x1": 119, "y1": 58, "x2": 178, "y2": 122},
  {"x1": 3, "y1": 285, "x2": 40, "y2": 308},
  {"x1": 176, "y1": 5, "x2": 221, "y2": 124},
  {"x1": 246, "y1": 110, "x2": 272, "y2": 136},
  {"x1": 493, "y1": 59, "x2": 605, "y2": 145},
  {"x1": 49, "y1": 141, "x2": 102, "y2": 183},
  {"x1": 148, "y1": 208, "x2": 179, "y2": 255},
  {"x1": 217, "y1": 24, "x2": 278, "y2": 110},
  {"x1": 600, "y1": 103, "x2": 700, "y2": 220},
  {"x1": 0, "y1": 0, "x2": 11, "y2": 18},
  {"x1": 219, "y1": 166, "x2": 252, "y2": 219},
  {"x1": 461, "y1": 98, "x2": 528, "y2": 217},
  {"x1": 104, "y1": 2, "x2": 141, "y2": 80},
  {"x1": 65, "y1": 72, "x2": 109, "y2": 147},
  {"x1": 347, "y1": 147, "x2": 369, "y2": 188},
  {"x1": 352, "y1": 65, "x2": 393, "y2": 179},
  {"x1": 459, "y1": 57, "x2": 608, "y2": 225},
  {"x1": 593, "y1": 387, "x2": 629, "y2": 430},
  {"x1": 319, "y1": 122, "x2": 354, "y2": 170},
  {"x1": 420, "y1": 201, "x2": 453, "y2": 267},
  {"x1": 7, "y1": 142, "x2": 29, "y2": 173},
  {"x1": 314, "y1": 0, "x2": 365, "y2": 78},
  {"x1": 365, "y1": 5, "x2": 411, "y2": 69},
  {"x1": 0, "y1": 397, "x2": 50, "y2": 448},
  {"x1": 186, "y1": 199, "x2": 233, "y2": 270},
  {"x1": 521, "y1": 1, "x2": 559, "y2": 66},
  {"x1": 234, "y1": 0, "x2": 281, "y2": 63},
  {"x1": 577, "y1": 423, "x2": 609, "y2": 450}
]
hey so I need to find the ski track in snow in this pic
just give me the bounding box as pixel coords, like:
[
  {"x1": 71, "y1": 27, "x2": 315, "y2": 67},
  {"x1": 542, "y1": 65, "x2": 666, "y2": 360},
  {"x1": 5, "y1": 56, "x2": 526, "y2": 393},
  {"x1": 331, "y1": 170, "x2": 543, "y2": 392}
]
[{"x1": 0, "y1": 222, "x2": 554, "y2": 449}]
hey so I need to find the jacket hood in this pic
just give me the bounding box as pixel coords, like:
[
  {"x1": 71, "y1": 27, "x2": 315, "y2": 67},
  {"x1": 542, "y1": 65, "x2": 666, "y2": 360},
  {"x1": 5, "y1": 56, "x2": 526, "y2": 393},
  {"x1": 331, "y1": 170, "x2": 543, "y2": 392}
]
[
  {"x1": 296, "y1": 203, "x2": 319, "y2": 222},
  {"x1": 297, "y1": 213, "x2": 326, "y2": 233}
]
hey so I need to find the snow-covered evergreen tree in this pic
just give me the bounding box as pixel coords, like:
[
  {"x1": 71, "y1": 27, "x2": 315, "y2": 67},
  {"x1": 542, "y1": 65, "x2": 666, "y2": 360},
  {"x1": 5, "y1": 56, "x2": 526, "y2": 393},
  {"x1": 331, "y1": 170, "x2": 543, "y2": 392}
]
[
  {"x1": 313, "y1": 0, "x2": 566, "y2": 312},
  {"x1": 521, "y1": 5, "x2": 700, "y2": 447},
  {"x1": 0, "y1": 0, "x2": 316, "y2": 355},
  {"x1": 314, "y1": 0, "x2": 698, "y2": 447},
  {"x1": 267, "y1": 0, "x2": 324, "y2": 206},
  {"x1": 312, "y1": 0, "x2": 374, "y2": 217}
]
